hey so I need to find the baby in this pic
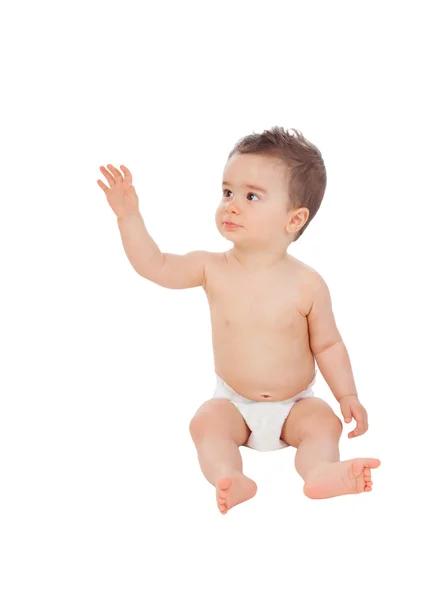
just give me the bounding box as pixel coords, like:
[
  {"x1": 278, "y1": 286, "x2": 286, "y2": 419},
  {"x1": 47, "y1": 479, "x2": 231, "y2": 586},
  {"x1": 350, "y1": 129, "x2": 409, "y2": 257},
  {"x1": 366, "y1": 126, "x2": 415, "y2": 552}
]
[{"x1": 98, "y1": 126, "x2": 380, "y2": 515}]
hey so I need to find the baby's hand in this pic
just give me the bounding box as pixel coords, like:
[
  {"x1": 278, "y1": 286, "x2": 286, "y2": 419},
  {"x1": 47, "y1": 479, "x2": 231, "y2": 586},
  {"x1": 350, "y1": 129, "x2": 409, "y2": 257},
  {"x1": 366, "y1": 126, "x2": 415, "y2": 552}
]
[
  {"x1": 97, "y1": 164, "x2": 140, "y2": 218},
  {"x1": 339, "y1": 395, "x2": 368, "y2": 438}
]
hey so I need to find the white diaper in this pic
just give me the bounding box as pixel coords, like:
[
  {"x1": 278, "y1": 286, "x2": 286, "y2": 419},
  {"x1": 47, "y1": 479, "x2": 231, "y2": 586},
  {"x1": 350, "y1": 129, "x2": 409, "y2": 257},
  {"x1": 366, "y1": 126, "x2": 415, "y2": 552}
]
[{"x1": 212, "y1": 372, "x2": 317, "y2": 452}]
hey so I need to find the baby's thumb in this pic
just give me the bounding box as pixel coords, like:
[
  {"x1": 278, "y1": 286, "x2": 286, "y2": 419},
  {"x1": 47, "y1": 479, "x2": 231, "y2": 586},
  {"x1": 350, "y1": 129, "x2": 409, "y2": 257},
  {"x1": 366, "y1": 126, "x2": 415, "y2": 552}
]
[{"x1": 340, "y1": 406, "x2": 352, "y2": 423}]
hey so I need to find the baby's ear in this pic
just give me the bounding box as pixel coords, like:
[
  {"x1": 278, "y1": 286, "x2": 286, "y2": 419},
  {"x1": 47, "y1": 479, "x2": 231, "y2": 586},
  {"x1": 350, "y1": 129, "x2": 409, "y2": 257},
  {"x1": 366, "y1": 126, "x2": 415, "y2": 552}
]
[{"x1": 288, "y1": 207, "x2": 309, "y2": 233}]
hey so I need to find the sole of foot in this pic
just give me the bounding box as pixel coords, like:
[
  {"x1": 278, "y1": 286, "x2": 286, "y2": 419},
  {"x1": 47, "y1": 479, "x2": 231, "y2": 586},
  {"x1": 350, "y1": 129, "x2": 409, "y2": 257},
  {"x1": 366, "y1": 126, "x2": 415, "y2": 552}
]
[
  {"x1": 303, "y1": 457, "x2": 381, "y2": 499},
  {"x1": 216, "y1": 474, "x2": 257, "y2": 514}
]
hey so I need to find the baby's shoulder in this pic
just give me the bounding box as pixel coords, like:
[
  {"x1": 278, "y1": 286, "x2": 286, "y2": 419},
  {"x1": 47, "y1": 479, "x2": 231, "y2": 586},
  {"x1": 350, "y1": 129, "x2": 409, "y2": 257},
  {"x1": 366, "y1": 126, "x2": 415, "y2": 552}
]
[
  {"x1": 204, "y1": 252, "x2": 324, "y2": 290},
  {"x1": 205, "y1": 251, "x2": 321, "y2": 280},
  {"x1": 287, "y1": 256, "x2": 321, "y2": 285},
  {"x1": 203, "y1": 251, "x2": 226, "y2": 272},
  {"x1": 201, "y1": 251, "x2": 226, "y2": 291},
  {"x1": 286, "y1": 257, "x2": 328, "y2": 308}
]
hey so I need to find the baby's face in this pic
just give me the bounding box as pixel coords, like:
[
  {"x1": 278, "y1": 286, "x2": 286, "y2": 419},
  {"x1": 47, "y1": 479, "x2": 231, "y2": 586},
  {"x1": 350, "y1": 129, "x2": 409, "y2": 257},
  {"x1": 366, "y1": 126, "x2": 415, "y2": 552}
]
[{"x1": 215, "y1": 153, "x2": 293, "y2": 247}]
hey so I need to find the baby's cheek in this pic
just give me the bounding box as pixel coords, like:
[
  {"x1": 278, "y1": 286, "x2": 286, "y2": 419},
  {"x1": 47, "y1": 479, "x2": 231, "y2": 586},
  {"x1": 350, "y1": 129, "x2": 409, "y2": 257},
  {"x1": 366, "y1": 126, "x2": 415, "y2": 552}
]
[{"x1": 259, "y1": 218, "x2": 279, "y2": 235}]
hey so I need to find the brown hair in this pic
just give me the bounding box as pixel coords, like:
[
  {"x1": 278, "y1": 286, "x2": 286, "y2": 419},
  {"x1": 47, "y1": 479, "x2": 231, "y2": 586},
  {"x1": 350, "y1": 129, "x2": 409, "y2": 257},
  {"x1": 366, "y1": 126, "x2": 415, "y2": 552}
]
[{"x1": 228, "y1": 126, "x2": 327, "y2": 242}]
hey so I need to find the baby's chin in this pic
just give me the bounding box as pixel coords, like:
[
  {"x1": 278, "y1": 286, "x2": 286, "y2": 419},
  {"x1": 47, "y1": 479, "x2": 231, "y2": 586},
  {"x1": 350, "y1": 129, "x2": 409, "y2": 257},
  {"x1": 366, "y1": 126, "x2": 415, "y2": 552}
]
[{"x1": 218, "y1": 224, "x2": 244, "y2": 235}]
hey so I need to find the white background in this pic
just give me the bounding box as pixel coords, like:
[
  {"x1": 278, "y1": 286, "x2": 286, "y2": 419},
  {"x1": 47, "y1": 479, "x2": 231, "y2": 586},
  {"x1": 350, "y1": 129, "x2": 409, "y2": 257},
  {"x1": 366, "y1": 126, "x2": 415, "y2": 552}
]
[{"x1": 1, "y1": 0, "x2": 445, "y2": 598}]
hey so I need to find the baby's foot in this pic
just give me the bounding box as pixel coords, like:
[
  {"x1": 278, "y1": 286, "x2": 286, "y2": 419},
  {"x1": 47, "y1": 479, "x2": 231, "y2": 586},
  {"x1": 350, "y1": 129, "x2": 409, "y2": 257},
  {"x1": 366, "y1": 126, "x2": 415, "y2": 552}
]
[
  {"x1": 303, "y1": 458, "x2": 381, "y2": 499},
  {"x1": 216, "y1": 474, "x2": 257, "y2": 514}
]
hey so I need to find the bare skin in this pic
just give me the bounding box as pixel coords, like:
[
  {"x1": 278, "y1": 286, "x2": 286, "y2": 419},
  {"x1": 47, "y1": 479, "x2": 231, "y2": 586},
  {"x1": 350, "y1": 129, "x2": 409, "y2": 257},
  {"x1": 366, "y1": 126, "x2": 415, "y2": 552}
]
[
  {"x1": 98, "y1": 155, "x2": 381, "y2": 514},
  {"x1": 192, "y1": 153, "x2": 379, "y2": 512},
  {"x1": 216, "y1": 476, "x2": 258, "y2": 515},
  {"x1": 194, "y1": 251, "x2": 379, "y2": 512},
  {"x1": 303, "y1": 458, "x2": 381, "y2": 499},
  {"x1": 206, "y1": 251, "x2": 317, "y2": 403}
]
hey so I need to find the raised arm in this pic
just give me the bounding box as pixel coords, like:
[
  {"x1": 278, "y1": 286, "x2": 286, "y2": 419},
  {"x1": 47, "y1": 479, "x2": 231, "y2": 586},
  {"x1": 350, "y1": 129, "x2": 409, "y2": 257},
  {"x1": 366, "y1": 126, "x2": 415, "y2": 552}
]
[
  {"x1": 98, "y1": 164, "x2": 209, "y2": 290},
  {"x1": 118, "y1": 213, "x2": 209, "y2": 289},
  {"x1": 156, "y1": 250, "x2": 210, "y2": 289}
]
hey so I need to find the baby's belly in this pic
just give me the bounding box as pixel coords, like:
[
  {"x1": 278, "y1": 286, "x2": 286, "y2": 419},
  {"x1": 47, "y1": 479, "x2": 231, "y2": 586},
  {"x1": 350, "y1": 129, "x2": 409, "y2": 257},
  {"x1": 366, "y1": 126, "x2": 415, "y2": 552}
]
[{"x1": 213, "y1": 335, "x2": 316, "y2": 402}]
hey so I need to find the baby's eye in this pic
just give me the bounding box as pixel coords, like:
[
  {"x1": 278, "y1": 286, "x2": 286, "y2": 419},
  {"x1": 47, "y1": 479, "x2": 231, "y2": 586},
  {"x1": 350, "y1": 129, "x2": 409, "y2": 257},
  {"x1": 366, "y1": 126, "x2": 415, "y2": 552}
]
[
  {"x1": 222, "y1": 189, "x2": 259, "y2": 201},
  {"x1": 247, "y1": 192, "x2": 260, "y2": 202}
]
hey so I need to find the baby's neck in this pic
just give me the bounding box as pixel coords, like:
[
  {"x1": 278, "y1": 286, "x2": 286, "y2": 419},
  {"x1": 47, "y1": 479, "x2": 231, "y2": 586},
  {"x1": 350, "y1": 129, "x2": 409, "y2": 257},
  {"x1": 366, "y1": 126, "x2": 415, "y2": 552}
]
[{"x1": 226, "y1": 248, "x2": 289, "y2": 270}]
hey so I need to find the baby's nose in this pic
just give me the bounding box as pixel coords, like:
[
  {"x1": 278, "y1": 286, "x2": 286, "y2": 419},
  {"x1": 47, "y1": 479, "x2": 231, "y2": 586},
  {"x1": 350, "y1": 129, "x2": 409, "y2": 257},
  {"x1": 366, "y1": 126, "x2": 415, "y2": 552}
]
[{"x1": 226, "y1": 200, "x2": 240, "y2": 212}]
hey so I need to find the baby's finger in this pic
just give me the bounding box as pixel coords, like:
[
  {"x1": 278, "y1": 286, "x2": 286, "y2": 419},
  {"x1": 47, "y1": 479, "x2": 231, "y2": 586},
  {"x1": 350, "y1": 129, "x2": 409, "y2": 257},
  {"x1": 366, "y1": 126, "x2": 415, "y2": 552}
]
[
  {"x1": 99, "y1": 166, "x2": 115, "y2": 186},
  {"x1": 348, "y1": 430, "x2": 361, "y2": 438},
  {"x1": 348, "y1": 424, "x2": 366, "y2": 438},
  {"x1": 107, "y1": 164, "x2": 123, "y2": 181},
  {"x1": 341, "y1": 406, "x2": 352, "y2": 423},
  {"x1": 121, "y1": 165, "x2": 133, "y2": 184},
  {"x1": 97, "y1": 179, "x2": 109, "y2": 192},
  {"x1": 352, "y1": 408, "x2": 367, "y2": 430}
]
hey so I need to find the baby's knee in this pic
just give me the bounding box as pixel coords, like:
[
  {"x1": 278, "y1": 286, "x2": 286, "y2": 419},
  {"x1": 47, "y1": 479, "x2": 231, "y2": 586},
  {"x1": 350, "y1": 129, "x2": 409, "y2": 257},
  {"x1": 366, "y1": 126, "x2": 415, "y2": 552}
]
[
  {"x1": 303, "y1": 409, "x2": 343, "y2": 438},
  {"x1": 188, "y1": 399, "x2": 227, "y2": 441},
  {"x1": 189, "y1": 413, "x2": 210, "y2": 442}
]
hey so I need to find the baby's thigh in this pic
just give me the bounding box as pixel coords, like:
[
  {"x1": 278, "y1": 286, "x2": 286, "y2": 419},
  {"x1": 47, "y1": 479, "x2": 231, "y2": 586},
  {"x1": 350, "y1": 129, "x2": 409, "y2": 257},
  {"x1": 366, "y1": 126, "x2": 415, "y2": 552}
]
[
  {"x1": 281, "y1": 397, "x2": 342, "y2": 448},
  {"x1": 189, "y1": 398, "x2": 250, "y2": 446}
]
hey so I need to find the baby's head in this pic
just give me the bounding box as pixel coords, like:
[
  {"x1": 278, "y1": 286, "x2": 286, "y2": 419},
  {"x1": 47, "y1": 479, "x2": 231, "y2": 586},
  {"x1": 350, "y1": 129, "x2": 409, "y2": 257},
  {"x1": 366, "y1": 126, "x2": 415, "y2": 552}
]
[{"x1": 216, "y1": 126, "x2": 326, "y2": 249}]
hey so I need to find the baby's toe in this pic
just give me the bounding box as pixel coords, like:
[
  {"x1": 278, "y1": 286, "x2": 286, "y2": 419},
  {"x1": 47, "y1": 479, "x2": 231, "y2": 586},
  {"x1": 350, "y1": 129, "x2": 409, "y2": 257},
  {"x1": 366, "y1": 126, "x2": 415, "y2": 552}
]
[
  {"x1": 218, "y1": 478, "x2": 232, "y2": 491},
  {"x1": 217, "y1": 478, "x2": 232, "y2": 514}
]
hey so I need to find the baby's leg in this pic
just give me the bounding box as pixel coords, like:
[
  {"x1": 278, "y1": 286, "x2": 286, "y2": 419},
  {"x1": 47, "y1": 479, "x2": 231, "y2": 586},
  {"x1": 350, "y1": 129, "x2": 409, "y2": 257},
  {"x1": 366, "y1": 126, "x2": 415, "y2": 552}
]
[
  {"x1": 281, "y1": 397, "x2": 380, "y2": 499},
  {"x1": 189, "y1": 398, "x2": 257, "y2": 514}
]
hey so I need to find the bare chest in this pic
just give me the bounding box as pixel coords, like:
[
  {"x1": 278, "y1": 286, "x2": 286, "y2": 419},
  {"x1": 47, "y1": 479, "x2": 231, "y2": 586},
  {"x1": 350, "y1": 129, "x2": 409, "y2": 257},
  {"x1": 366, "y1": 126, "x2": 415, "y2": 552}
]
[
  {"x1": 204, "y1": 254, "x2": 312, "y2": 327},
  {"x1": 211, "y1": 278, "x2": 306, "y2": 334},
  {"x1": 202, "y1": 254, "x2": 316, "y2": 400}
]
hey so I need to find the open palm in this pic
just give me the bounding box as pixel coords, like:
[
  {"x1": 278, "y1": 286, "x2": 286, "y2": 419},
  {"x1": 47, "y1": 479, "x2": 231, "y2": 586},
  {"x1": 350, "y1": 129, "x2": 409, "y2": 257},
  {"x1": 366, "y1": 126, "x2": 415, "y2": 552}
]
[{"x1": 97, "y1": 164, "x2": 140, "y2": 218}]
